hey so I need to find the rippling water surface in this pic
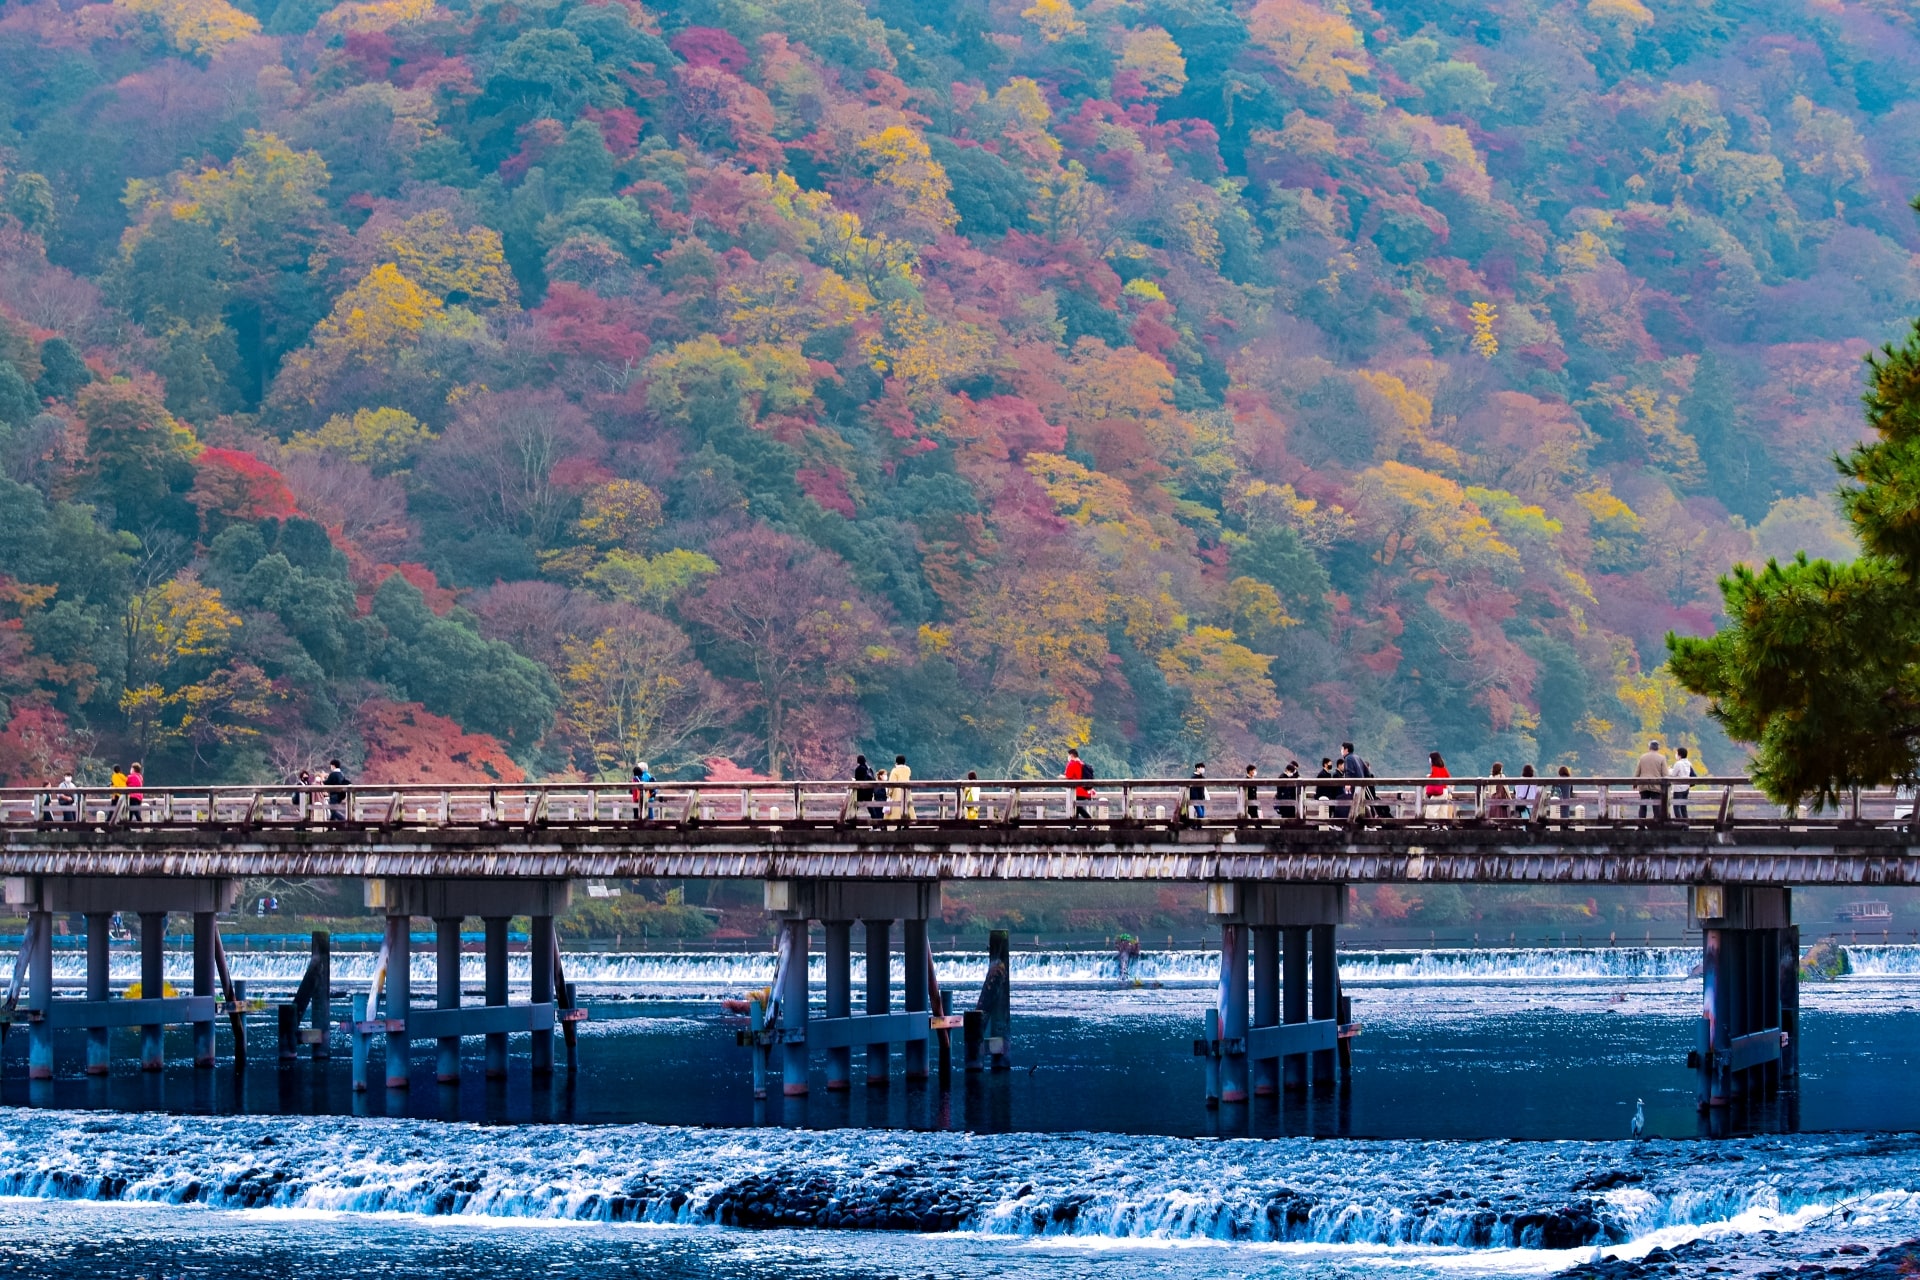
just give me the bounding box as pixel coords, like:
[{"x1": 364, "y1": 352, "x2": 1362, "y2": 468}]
[{"x1": 2, "y1": 944, "x2": 1917, "y2": 1278}]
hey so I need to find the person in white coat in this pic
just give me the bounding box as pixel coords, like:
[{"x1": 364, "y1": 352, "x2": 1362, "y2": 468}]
[
  {"x1": 887, "y1": 754, "x2": 914, "y2": 822},
  {"x1": 1667, "y1": 747, "x2": 1697, "y2": 821}
]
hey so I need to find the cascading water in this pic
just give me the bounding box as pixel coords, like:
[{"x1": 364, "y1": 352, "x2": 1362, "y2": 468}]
[
  {"x1": 0, "y1": 1110, "x2": 1910, "y2": 1252},
  {"x1": 46, "y1": 946, "x2": 1706, "y2": 993}
]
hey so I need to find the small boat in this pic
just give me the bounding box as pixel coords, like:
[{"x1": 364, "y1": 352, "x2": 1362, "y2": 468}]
[{"x1": 1835, "y1": 901, "x2": 1893, "y2": 925}]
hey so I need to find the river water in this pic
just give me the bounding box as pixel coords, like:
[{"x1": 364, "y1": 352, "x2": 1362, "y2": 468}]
[{"x1": 2, "y1": 944, "x2": 1919, "y2": 1278}]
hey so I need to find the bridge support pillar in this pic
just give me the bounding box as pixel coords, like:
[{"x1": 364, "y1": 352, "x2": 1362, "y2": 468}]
[
  {"x1": 192, "y1": 911, "x2": 216, "y2": 1068},
  {"x1": 755, "y1": 880, "x2": 942, "y2": 1099},
  {"x1": 1251, "y1": 926, "x2": 1279, "y2": 1096},
  {"x1": 1219, "y1": 922, "x2": 1250, "y2": 1103},
  {"x1": 435, "y1": 917, "x2": 461, "y2": 1084},
  {"x1": 823, "y1": 920, "x2": 852, "y2": 1090},
  {"x1": 26, "y1": 908, "x2": 52, "y2": 1080},
  {"x1": 1311, "y1": 923, "x2": 1338, "y2": 1088},
  {"x1": 529, "y1": 913, "x2": 554, "y2": 1078},
  {"x1": 865, "y1": 919, "x2": 891, "y2": 1088},
  {"x1": 363, "y1": 880, "x2": 573, "y2": 1089},
  {"x1": 85, "y1": 912, "x2": 110, "y2": 1075},
  {"x1": 139, "y1": 912, "x2": 165, "y2": 1072},
  {"x1": 483, "y1": 916, "x2": 508, "y2": 1079},
  {"x1": 1282, "y1": 926, "x2": 1308, "y2": 1091},
  {"x1": 1692, "y1": 886, "x2": 1793, "y2": 1110},
  {"x1": 384, "y1": 912, "x2": 411, "y2": 1089},
  {"x1": 904, "y1": 917, "x2": 929, "y2": 1082},
  {"x1": 1204, "y1": 884, "x2": 1350, "y2": 1105},
  {"x1": 780, "y1": 917, "x2": 809, "y2": 1096}
]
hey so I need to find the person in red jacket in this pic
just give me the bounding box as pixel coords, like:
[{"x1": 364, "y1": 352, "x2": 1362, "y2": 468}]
[{"x1": 1064, "y1": 747, "x2": 1095, "y2": 821}]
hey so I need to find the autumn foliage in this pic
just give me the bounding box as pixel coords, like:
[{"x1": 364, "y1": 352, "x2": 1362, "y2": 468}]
[{"x1": 0, "y1": 0, "x2": 1909, "y2": 787}]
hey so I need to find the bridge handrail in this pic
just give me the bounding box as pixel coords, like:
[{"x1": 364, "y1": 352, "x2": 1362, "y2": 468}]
[{"x1": 0, "y1": 776, "x2": 1909, "y2": 831}]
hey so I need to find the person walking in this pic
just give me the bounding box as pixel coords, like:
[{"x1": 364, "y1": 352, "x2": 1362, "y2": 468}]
[
  {"x1": 109, "y1": 764, "x2": 126, "y2": 822},
  {"x1": 853, "y1": 754, "x2": 881, "y2": 822},
  {"x1": 1334, "y1": 742, "x2": 1364, "y2": 820},
  {"x1": 962, "y1": 770, "x2": 981, "y2": 821},
  {"x1": 1424, "y1": 751, "x2": 1452, "y2": 820},
  {"x1": 1065, "y1": 747, "x2": 1095, "y2": 821},
  {"x1": 1635, "y1": 739, "x2": 1667, "y2": 820},
  {"x1": 888, "y1": 754, "x2": 913, "y2": 823},
  {"x1": 1242, "y1": 764, "x2": 1262, "y2": 822},
  {"x1": 631, "y1": 761, "x2": 655, "y2": 822},
  {"x1": 324, "y1": 758, "x2": 352, "y2": 823},
  {"x1": 1276, "y1": 761, "x2": 1302, "y2": 820},
  {"x1": 1668, "y1": 747, "x2": 1696, "y2": 821},
  {"x1": 1187, "y1": 762, "x2": 1208, "y2": 822},
  {"x1": 53, "y1": 774, "x2": 77, "y2": 823},
  {"x1": 125, "y1": 762, "x2": 144, "y2": 822},
  {"x1": 294, "y1": 768, "x2": 315, "y2": 825}
]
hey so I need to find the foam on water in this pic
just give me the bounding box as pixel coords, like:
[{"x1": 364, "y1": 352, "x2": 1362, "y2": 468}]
[
  {"x1": 66, "y1": 946, "x2": 1709, "y2": 994},
  {"x1": 0, "y1": 1109, "x2": 1912, "y2": 1254}
]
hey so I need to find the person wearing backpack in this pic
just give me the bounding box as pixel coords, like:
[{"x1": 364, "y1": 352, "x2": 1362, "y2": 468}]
[
  {"x1": 1065, "y1": 748, "x2": 1096, "y2": 821},
  {"x1": 853, "y1": 754, "x2": 880, "y2": 822},
  {"x1": 323, "y1": 759, "x2": 352, "y2": 823},
  {"x1": 630, "y1": 762, "x2": 655, "y2": 822}
]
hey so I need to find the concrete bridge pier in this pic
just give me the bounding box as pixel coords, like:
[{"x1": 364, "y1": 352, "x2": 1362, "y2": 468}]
[
  {"x1": 1690, "y1": 886, "x2": 1797, "y2": 1110},
  {"x1": 3, "y1": 877, "x2": 237, "y2": 1080},
  {"x1": 756, "y1": 880, "x2": 941, "y2": 1098},
  {"x1": 359, "y1": 879, "x2": 573, "y2": 1093},
  {"x1": 1202, "y1": 884, "x2": 1350, "y2": 1107},
  {"x1": 823, "y1": 921, "x2": 852, "y2": 1090}
]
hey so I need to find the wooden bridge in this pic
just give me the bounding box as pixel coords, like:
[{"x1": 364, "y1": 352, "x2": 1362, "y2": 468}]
[
  {"x1": 1, "y1": 775, "x2": 1906, "y2": 1115},
  {"x1": 0, "y1": 776, "x2": 1915, "y2": 884}
]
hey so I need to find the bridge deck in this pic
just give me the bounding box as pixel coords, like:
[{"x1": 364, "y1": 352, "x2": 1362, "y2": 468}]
[{"x1": 1, "y1": 778, "x2": 1915, "y2": 884}]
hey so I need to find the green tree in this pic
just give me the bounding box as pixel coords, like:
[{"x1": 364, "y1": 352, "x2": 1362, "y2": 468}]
[
  {"x1": 1669, "y1": 306, "x2": 1920, "y2": 806},
  {"x1": 370, "y1": 575, "x2": 559, "y2": 749}
]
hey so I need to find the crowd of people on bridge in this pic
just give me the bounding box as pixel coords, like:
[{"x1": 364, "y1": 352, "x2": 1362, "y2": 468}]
[
  {"x1": 835, "y1": 739, "x2": 1708, "y2": 827},
  {"x1": 25, "y1": 741, "x2": 1706, "y2": 828}
]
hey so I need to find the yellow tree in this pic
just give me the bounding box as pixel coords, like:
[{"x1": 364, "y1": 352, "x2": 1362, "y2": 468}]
[
  {"x1": 115, "y1": 0, "x2": 259, "y2": 55},
  {"x1": 1348, "y1": 461, "x2": 1519, "y2": 580},
  {"x1": 855, "y1": 125, "x2": 959, "y2": 239},
  {"x1": 560, "y1": 613, "x2": 725, "y2": 777},
  {"x1": 286, "y1": 406, "x2": 436, "y2": 472},
  {"x1": 378, "y1": 210, "x2": 518, "y2": 309},
  {"x1": 1022, "y1": 0, "x2": 1086, "y2": 43},
  {"x1": 542, "y1": 479, "x2": 666, "y2": 580},
  {"x1": 1121, "y1": 27, "x2": 1188, "y2": 99},
  {"x1": 1247, "y1": 0, "x2": 1369, "y2": 93},
  {"x1": 1157, "y1": 625, "x2": 1284, "y2": 752},
  {"x1": 119, "y1": 576, "x2": 272, "y2": 759}
]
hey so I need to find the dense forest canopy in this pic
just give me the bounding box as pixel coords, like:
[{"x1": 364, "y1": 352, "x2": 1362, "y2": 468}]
[{"x1": 0, "y1": 0, "x2": 1914, "y2": 785}]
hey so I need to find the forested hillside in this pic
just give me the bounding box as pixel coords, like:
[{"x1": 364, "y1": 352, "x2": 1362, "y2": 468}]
[{"x1": 0, "y1": 0, "x2": 1914, "y2": 785}]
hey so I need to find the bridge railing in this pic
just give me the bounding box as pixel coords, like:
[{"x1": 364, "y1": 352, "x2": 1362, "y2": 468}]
[{"x1": 0, "y1": 777, "x2": 1912, "y2": 832}]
